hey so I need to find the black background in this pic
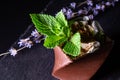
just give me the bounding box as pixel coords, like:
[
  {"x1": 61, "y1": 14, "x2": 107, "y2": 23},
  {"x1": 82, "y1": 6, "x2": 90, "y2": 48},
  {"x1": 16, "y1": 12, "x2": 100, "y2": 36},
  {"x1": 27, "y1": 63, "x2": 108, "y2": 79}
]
[
  {"x1": 0, "y1": 0, "x2": 120, "y2": 80},
  {"x1": 0, "y1": 0, "x2": 51, "y2": 53}
]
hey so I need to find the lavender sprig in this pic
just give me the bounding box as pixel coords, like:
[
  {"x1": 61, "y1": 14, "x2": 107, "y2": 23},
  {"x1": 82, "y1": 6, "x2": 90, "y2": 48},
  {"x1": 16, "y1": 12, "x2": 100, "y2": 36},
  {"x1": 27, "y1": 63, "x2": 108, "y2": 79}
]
[
  {"x1": 0, "y1": 29, "x2": 45, "y2": 57},
  {"x1": 62, "y1": 0, "x2": 119, "y2": 20}
]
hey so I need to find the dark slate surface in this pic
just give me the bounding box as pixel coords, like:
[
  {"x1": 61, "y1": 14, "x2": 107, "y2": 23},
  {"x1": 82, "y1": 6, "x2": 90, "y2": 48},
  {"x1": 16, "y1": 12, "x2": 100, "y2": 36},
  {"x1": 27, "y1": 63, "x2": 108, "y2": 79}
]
[{"x1": 0, "y1": 0, "x2": 120, "y2": 80}]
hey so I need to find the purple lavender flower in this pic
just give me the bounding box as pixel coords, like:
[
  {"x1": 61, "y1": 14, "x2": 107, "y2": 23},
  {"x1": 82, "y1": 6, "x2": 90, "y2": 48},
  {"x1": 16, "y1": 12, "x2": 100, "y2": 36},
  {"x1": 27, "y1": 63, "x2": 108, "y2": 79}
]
[
  {"x1": 78, "y1": 9, "x2": 83, "y2": 15},
  {"x1": 93, "y1": 9, "x2": 99, "y2": 16},
  {"x1": 78, "y1": 9, "x2": 88, "y2": 15},
  {"x1": 70, "y1": 2, "x2": 76, "y2": 9},
  {"x1": 9, "y1": 48, "x2": 17, "y2": 56},
  {"x1": 33, "y1": 36, "x2": 41, "y2": 43},
  {"x1": 101, "y1": 5, "x2": 105, "y2": 11},
  {"x1": 65, "y1": 9, "x2": 73, "y2": 19},
  {"x1": 18, "y1": 38, "x2": 30, "y2": 47},
  {"x1": 61, "y1": 7, "x2": 67, "y2": 13},
  {"x1": 105, "y1": 2, "x2": 111, "y2": 6},
  {"x1": 87, "y1": 0, "x2": 93, "y2": 6},
  {"x1": 18, "y1": 38, "x2": 33, "y2": 48},
  {"x1": 111, "y1": 1, "x2": 115, "y2": 6},
  {"x1": 95, "y1": 4, "x2": 101, "y2": 10},
  {"x1": 25, "y1": 41, "x2": 33, "y2": 48},
  {"x1": 35, "y1": 40, "x2": 41, "y2": 43},
  {"x1": 88, "y1": 14, "x2": 94, "y2": 20},
  {"x1": 31, "y1": 29, "x2": 40, "y2": 38}
]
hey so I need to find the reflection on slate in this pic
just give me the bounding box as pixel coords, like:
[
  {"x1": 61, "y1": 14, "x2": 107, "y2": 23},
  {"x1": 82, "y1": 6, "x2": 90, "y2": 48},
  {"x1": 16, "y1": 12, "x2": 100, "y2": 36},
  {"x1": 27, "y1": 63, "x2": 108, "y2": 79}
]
[{"x1": 0, "y1": 0, "x2": 120, "y2": 80}]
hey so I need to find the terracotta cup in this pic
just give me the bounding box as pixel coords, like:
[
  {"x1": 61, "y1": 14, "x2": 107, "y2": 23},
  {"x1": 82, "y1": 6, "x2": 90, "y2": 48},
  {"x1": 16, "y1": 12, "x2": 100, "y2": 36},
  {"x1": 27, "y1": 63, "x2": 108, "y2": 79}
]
[{"x1": 52, "y1": 37, "x2": 113, "y2": 80}]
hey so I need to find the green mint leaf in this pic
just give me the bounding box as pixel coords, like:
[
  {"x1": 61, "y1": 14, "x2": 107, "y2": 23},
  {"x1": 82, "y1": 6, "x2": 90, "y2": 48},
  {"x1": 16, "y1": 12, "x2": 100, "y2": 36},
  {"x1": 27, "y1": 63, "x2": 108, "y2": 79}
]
[
  {"x1": 63, "y1": 27, "x2": 70, "y2": 38},
  {"x1": 55, "y1": 11, "x2": 68, "y2": 27},
  {"x1": 70, "y1": 32, "x2": 81, "y2": 47},
  {"x1": 30, "y1": 14, "x2": 61, "y2": 36},
  {"x1": 63, "y1": 32, "x2": 81, "y2": 57},
  {"x1": 55, "y1": 11, "x2": 70, "y2": 37},
  {"x1": 44, "y1": 35, "x2": 67, "y2": 48}
]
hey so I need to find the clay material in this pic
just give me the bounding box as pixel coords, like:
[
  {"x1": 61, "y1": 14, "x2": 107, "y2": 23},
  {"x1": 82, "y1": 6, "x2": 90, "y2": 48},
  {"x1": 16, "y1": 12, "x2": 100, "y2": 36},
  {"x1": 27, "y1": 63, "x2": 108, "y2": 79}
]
[{"x1": 52, "y1": 37, "x2": 113, "y2": 80}]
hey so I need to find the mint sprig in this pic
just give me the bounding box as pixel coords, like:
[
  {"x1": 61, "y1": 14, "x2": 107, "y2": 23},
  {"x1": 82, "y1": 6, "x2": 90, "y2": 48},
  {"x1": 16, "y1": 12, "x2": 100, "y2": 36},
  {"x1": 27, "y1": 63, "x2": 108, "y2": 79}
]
[{"x1": 30, "y1": 11, "x2": 81, "y2": 57}]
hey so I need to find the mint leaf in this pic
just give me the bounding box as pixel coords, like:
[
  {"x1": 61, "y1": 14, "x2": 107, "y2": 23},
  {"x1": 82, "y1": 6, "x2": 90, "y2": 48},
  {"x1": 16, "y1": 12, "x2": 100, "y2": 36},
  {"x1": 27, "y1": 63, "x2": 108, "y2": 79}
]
[
  {"x1": 63, "y1": 42, "x2": 80, "y2": 56},
  {"x1": 70, "y1": 32, "x2": 80, "y2": 47},
  {"x1": 55, "y1": 11, "x2": 68, "y2": 27},
  {"x1": 63, "y1": 27, "x2": 70, "y2": 38},
  {"x1": 30, "y1": 14, "x2": 61, "y2": 36},
  {"x1": 55, "y1": 11, "x2": 70, "y2": 37},
  {"x1": 44, "y1": 35, "x2": 67, "y2": 48},
  {"x1": 63, "y1": 32, "x2": 81, "y2": 57}
]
